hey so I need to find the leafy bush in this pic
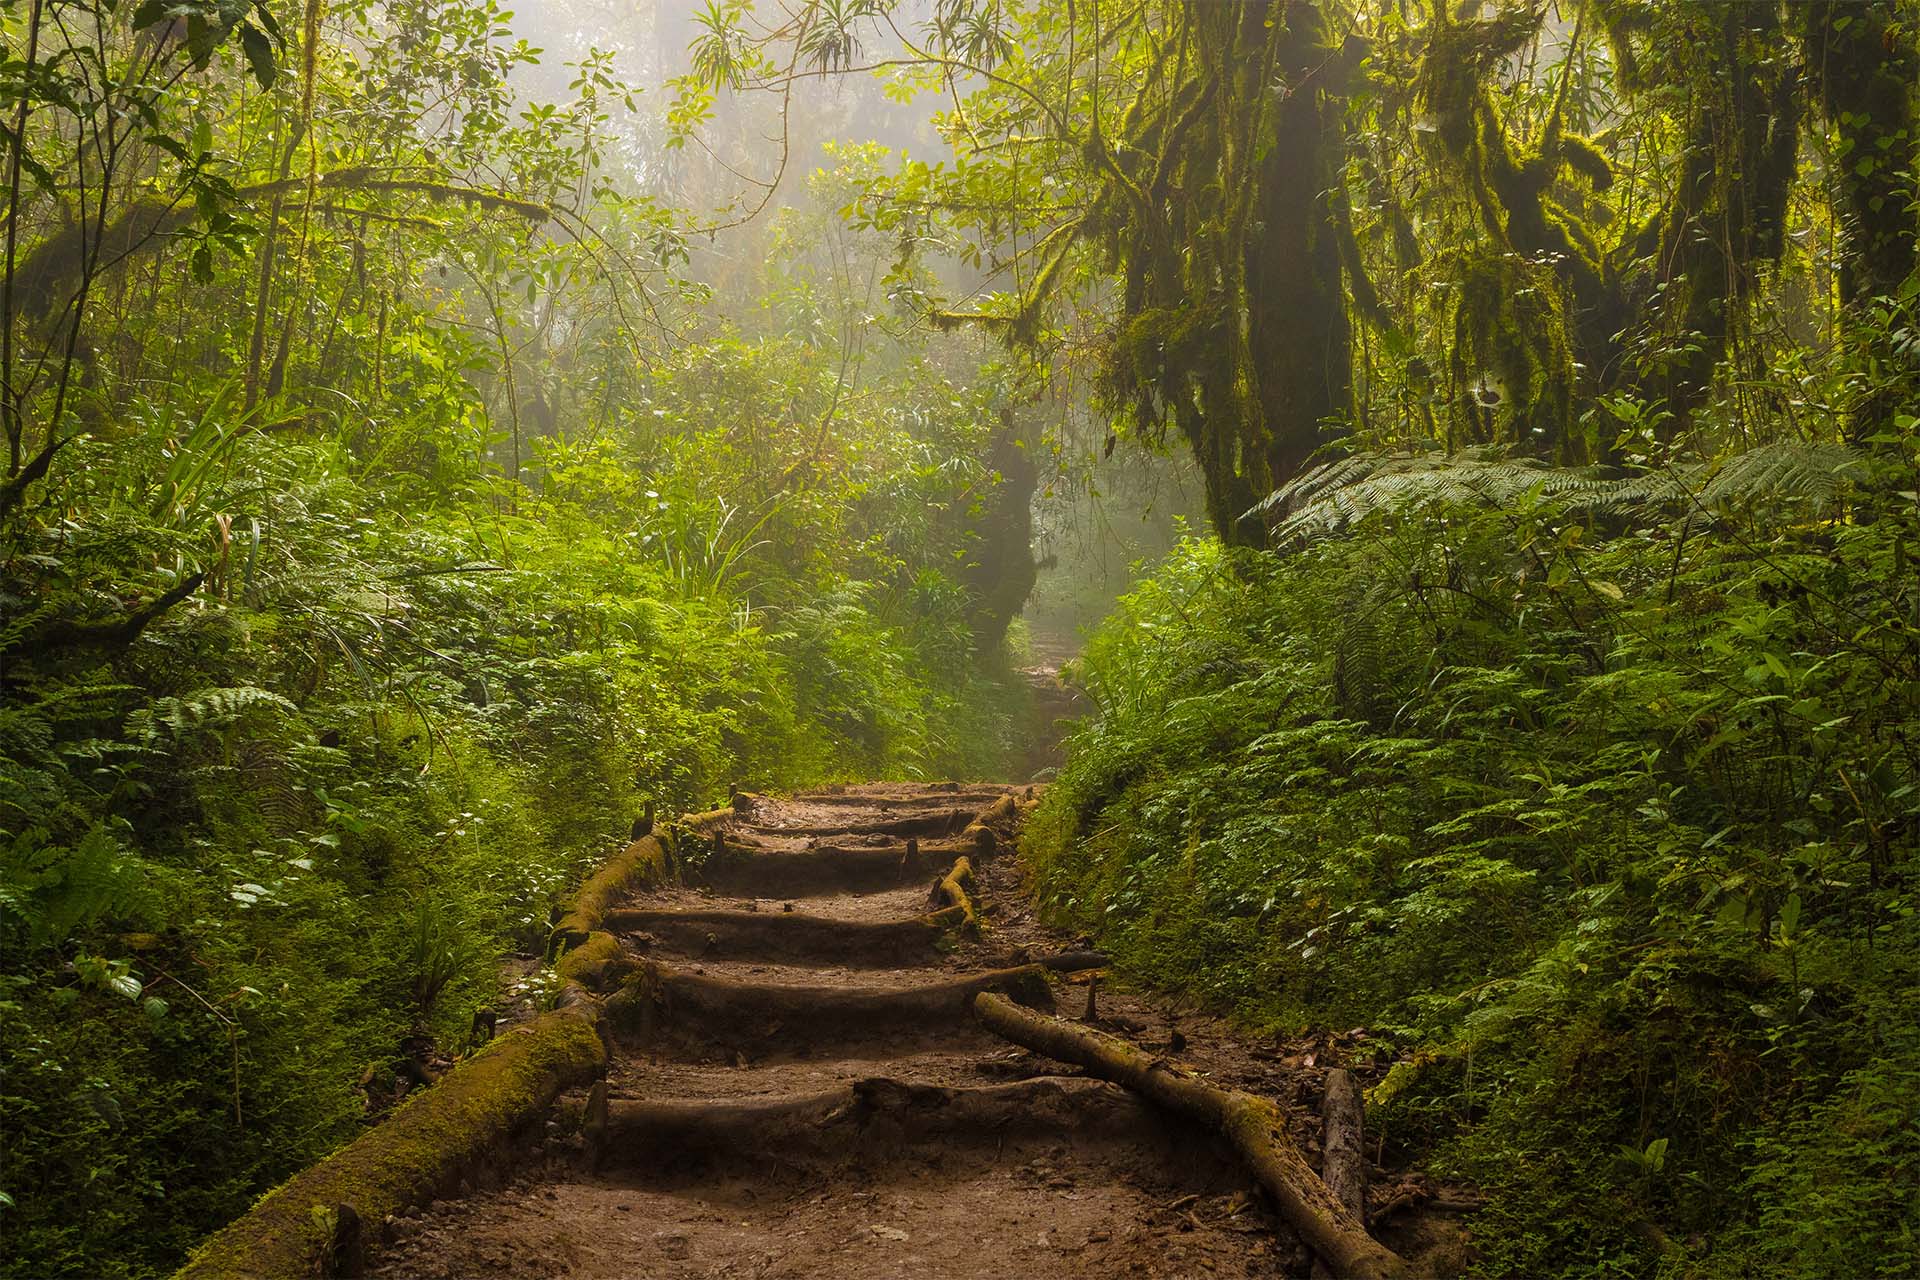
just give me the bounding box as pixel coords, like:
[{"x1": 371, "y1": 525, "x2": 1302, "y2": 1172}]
[
  {"x1": 1027, "y1": 433, "x2": 1920, "y2": 1277},
  {"x1": 0, "y1": 379, "x2": 1024, "y2": 1276}
]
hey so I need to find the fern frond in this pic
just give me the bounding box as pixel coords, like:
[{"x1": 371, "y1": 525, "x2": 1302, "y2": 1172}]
[
  {"x1": 1255, "y1": 442, "x2": 1861, "y2": 547},
  {"x1": 1699, "y1": 442, "x2": 1864, "y2": 509}
]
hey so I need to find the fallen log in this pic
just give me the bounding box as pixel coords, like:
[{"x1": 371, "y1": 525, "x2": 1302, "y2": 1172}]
[
  {"x1": 972, "y1": 993, "x2": 1409, "y2": 1280},
  {"x1": 173, "y1": 1006, "x2": 604, "y2": 1280},
  {"x1": 1312, "y1": 1068, "x2": 1368, "y2": 1280}
]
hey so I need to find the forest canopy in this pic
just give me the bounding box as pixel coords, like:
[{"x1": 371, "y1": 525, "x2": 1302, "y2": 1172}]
[{"x1": 2, "y1": 0, "x2": 1917, "y2": 1276}]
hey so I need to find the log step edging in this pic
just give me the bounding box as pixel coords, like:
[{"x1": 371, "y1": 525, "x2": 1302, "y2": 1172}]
[
  {"x1": 601, "y1": 905, "x2": 962, "y2": 966},
  {"x1": 595, "y1": 1076, "x2": 1162, "y2": 1170},
  {"x1": 604, "y1": 961, "x2": 1055, "y2": 1052},
  {"x1": 171, "y1": 1006, "x2": 605, "y2": 1280}
]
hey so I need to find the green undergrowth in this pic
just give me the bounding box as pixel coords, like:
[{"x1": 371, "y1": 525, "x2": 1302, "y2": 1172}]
[
  {"x1": 1025, "y1": 449, "x2": 1920, "y2": 1277},
  {"x1": 1, "y1": 419, "x2": 1027, "y2": 1279}
]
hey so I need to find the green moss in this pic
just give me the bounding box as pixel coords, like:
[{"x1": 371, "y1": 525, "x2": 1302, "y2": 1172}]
[
  {"x1": 554, "y1": 931, "x2": 633, "y2": 992},
  {"x1": 172, "y1": 1007, "x2": 605, "y2": 1280},
  {"x1": 546, "y1": 835, "x2": 671, "y2": 956}
]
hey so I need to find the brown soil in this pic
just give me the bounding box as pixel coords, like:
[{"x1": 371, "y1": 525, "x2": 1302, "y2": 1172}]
[{"x1": 370, "y1": 786, "x2": 1467, "y2": 1279}]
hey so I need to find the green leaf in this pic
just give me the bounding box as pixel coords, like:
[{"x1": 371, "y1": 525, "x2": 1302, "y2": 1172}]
[{"x1": 238, "y1": 23, "x2": 276, "y2": 88}]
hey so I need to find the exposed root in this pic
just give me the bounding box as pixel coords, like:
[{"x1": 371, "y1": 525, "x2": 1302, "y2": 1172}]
[
  {"x1": 960, "y1": 793, "x2": 1020, "y2": 856},
  {"x1": 973, "y1": 993, "x2": 1410, "y2": 1280},
  {"x1": 929, "y1": 856, "x2": 981, "y2": 936}
]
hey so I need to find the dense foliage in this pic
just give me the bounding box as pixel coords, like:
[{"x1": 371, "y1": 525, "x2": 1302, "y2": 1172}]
[
  {"x1": 663, "y1": 2, "x2": 1920, "y2": 1270},
  {"x1": 0, "y1": 2, "x2": 1038, "y2": 1275},
  {"x1": 1028, "y1": 417, "x2": 1920, "y2": 1273},
  {"x1": 5, "y1": 0, "x2": 1918, "y2": 1275}
]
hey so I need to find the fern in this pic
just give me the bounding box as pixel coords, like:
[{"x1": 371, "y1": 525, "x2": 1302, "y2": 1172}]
[
  {"x1": 1698, "y1": 441, "x2": 1865, "y2": 507},
  {"x1": 127, "y1": 686, "x2": 298, "y2": 745},
  {"x1": 1253, "y1": 442, "x2": 1862, "y2": 546},
  {"x1": 0, "y1": 826, "x2": 151, "y2": 947}
]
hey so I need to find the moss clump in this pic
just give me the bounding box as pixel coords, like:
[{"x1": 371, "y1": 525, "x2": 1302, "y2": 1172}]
[
  {"x1": 547, "y1": 834, "x2": 672, "y2": 955},
  {"x1": 173, "y1": 1006, "x2": 605, "y2": 1280},
  {"x1": 554, "y1": 931, "x2": 634, "y2": 992}
]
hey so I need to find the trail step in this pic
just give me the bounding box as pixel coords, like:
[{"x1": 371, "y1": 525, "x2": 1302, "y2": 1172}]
[{"x1": 602, "y1": 905, "x2": 961, "y2": 966}]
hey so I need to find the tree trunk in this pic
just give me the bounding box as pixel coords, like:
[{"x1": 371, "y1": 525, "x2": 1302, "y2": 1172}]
[{"x1": 1245, "y1": 0, "x2": 1351, "y2": 522}]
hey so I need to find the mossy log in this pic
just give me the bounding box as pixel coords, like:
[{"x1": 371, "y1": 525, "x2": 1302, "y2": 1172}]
[
  {"x1": 600, "y1": 905, "x2": 962, "y2": 965},
  {"x1": 606, "y1": 961, "x2": 1053, "y2": 1053},
  {"x1": 930, "y1": 856, "x2": 980, "y2": 935},
  {"x1": 973, "y1": 993, "x2": 1410, "y2": 1280},
  {"x1": 173, "y1": 1006, "x2": 605, "y2": 1280},
  {"x1": 547, "y1": 835, "x2": 671, "y2": 957},
  {"x1": 553, "y1": 930, "x2": 636, "y2": 992}
]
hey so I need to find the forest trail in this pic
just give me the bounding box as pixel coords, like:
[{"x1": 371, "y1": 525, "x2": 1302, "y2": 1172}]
[{"x1": 365, "y1": 785, "x2": 1403, "y2": 1279}]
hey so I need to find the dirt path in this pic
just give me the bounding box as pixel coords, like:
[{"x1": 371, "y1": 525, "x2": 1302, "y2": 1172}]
[{"x1": 369, "y1": 786, "x2": 1449, "y2": 1279}]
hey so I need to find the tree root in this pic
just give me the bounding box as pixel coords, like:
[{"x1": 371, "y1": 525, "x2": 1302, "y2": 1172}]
[
  {"x1": 928, "y1": 856, "x2": 980, "y2": 936},
  {"x1": 973, "y1": 993, "x2": 1410, "y2": 1280}
]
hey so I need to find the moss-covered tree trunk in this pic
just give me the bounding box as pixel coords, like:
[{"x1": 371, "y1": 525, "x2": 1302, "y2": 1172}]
[
  {"x1": 1244, "y1": 1, "x2": 1352, "y2": 537},
  {"x1": 1801, "y1": 0, "x2": 1919, "y2": 440},
  {"x1": 1119, "y1": 0, "x2": 1352, "y2": 548},
  {"x1": 958, "y1": 405, "x2": 1038, "y2": 652},
  {"x1": 1802, "y1": 0, "x2": 1919, "y2": 308}
]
